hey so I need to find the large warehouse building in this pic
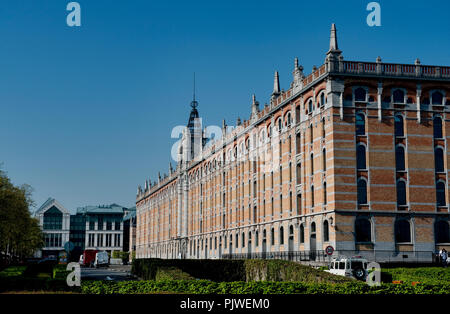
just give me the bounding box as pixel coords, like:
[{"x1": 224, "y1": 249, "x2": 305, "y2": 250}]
[{"x1": 135, "y1": 24, "x2": 450, "y2": 263}]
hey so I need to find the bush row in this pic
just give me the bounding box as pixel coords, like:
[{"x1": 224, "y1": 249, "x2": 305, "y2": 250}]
[
  {"x1": 81, "y1": 280, "x2": 450, "y2": 295},
  {"x1": 132, "y1": 259, "x2": 352, "y2": 283},
  {"x1": 0, "y1": 277, "x2": 79, "y2": 292},
  {"x1": 381, "y1": 267, "x2": 450, "y2": 285}
]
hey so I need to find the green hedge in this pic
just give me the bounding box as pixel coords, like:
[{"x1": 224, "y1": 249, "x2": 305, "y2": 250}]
[
  {"x1": 0, "y1": 277, "x2": 79, "y2": 292},
  {"x1": 381, "y1": 267, "x2": 450, "y2": 285},
  {"x1": 81, "y1": 280, "x2": 450, "y2": 294},
  {"x1": 132, "y1": 259, "x2": 352, "y2": 284},
  {"x1": 132, "y1": 259, "x2": 246, "y2": 282}
]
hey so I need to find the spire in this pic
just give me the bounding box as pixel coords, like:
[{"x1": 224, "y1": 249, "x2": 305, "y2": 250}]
[
  {"x1": 272, "y1": 71, "x2": 280, "y2": 96},
  {"x1": 251, "y1": 94, "x2": 259, "y2": 116},
  {"x1": 327, "y1": 23, "x2": 342, "y2": 57},
  {"x1": 191, "y1": 72, "x2": 198, "y2": 109}
]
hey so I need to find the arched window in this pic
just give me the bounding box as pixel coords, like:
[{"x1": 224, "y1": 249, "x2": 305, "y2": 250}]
[
  {"x1": 355, "y1": 113, "x2": 366, "y2": 136},
  {"x1": 354, "y1": 87, "x2": 366, "y2": 102},
  {"x1": 393, "y1": 89, "x2": 405, "y2": 103},
  {"x1": 397, "y1": 180, "x2": 407, "y2": 206},
  {"x1": 320, "y1": 93, "x2": 325, "y2": 107},
  {"x1": 323, "y1": 220, "x2": 329, "y2": 242},
  {"x1": 299, "y1": 224, "x2": 305, "y2": 243},
  {"x1": 323, "y1": 182, "x2": 327, "y2": 205},
  {"x1": 308, "y1": 99, "x2": 313, "y2": 113},
  {"x1": 395, "y1": 145, "x2": 406, "y2": 171},
  {"x1": 357, "y1": 178, "x2": 368, "y2": 205},
  {"x1": 310, "y1": 153, "x2": 314, "y2": 175},
  {"x1": 255, "y1": 231, "x2": 259, "y2": 246},
  {"x1": 279, "y1": 226, "x2": 284, "y2": 245},
  {"x1": 395, "y1": 220, "x2": 411, "y2": 243},
  {"x1": 278, "y1": 118, "x2": 282, "y2": 131},
  {"x1": 271, "y1": 228, "x2": 275, "y2": 245},
  {"x1": 355, "y1": 218, "x2": 371, "y2": 243},
  {"x1": 286, "y1": 113, "x2": 292, "y2": 126},
  {"x1": 432, "y1": 91, "x2": 444, "y2": 105},
  {"x1": 435, "y1": 147, "x2": 444, "y2": 172},
  {"x1": 435, "y1": 220, "x2": 450, "y2": 243},
  {"x1": 394, "y1": 115, "x2": 404, "y2": 137},
  {"x1": 436, "y1": 181, "x2": 446, "y2": 207},
  {"x1": 434, "y1": 116, "x2": 443, "y2": 139},
  {"x1": 356, "y1": 144, "x2": 366, "y2": 170},
  {"x1": 311, "y1": 222, "x2": 316, "y2": 233}
]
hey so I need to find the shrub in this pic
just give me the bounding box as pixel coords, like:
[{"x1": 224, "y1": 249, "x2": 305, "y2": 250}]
[
  {"x1": 155, "y1": 267, "x2": 195, "y2": 281},
  {"x1": 80, "y1": 279, "x2": 450, "y2": 295},
  {"x1": 0, "y1": 266, "x2": 27, "y2": 277},
  {"x1": 381, "y1": 267, "x2": 450, "y2": 285}
]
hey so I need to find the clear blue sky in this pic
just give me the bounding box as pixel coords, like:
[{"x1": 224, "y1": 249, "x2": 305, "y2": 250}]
[{"x1": 0, "y1": 0, "x2": 449, "y2": 213}]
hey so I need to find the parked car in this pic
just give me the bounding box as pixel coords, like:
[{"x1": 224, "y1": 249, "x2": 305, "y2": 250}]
[{"x1": 324, "y1": 256, "x2": 369, "y2": 280}]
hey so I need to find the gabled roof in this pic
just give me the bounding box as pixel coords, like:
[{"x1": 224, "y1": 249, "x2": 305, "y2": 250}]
[{"x1": 35, "y1": 198, "x2": 70, "y2": 216}]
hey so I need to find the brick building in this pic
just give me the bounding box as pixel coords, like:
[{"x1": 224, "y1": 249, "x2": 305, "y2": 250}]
[{"x1": 135, "y1": 24, "x2": 450, "y2": 263}]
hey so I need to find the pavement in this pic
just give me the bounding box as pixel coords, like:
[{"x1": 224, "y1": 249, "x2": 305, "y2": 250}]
[{"x1": 81, "y1": 264, "x2": 135, "y2": 281}]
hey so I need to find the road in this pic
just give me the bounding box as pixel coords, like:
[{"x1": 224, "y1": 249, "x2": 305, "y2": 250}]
[{"x1": 81, "y1": 265, "x2": 134, "y2": 281}]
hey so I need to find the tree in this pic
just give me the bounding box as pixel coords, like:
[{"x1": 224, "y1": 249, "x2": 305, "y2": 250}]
[{"x1": 0, "y1": 169, "x2": 43, "y2": 264}]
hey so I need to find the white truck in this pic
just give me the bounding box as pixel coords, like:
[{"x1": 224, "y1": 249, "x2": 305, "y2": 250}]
[
  {"x1": 94, "y1": 251, "x2": 109, "y2": 268},
  {"x1": 324, "y1": 256, "x2": 369, "y2": 281}
]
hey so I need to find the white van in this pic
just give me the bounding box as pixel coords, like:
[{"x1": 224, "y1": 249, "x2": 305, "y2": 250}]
[
  {"x1": 94, "y1": 251, "x2": 109, "y2": 268},
  {"x1": 325, "y1": 257, "x2": 369, "y2": 280}
]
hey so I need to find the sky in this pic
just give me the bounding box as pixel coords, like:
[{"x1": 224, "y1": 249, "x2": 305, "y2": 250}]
[{"x1": 0, "y1": 0, "x2": 449, "y2": 213}]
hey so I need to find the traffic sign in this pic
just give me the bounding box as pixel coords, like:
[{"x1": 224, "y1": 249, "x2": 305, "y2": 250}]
[
  {"x1": 325, "y1": 245, "x2": 334, "y2": 255},
  {"x1": 64, "y1": 241, "x2": 75, "y2": 252}
]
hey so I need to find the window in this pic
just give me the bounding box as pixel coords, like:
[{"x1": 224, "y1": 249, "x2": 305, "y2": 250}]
[
  {"x1": 435, "y1": 147, "x2": 444, "y2": 172},
  {"x1": 322, "y1": 149, "x2": 326, "y2": 171},
  {"x1": 355, "y1": 218, "x2": 371, "y2": 243},
  {"x1": 308, "y1": 99, "x2": 313, "y2": 113},
  {"x1": 296, "y1": 163, "x2": 301, "y2": 184},
  {"x1": 432, "y1": 91, "x2": 444, "y2": 105},
  {"x1": 286, "y1": 113, "x2": 292, "y2": 126},
  {"x1": 310, "y1": 153, "x2": 314, "y2": 176},
  {"x1": 296, "y1": 133, "x2": 301, "y2": 154},
  {"x1": 322, "y1": 118, "x2": 326, "y2": 138},
  {"x1": 435, "y1": 220, "x2": 450, "y2": 243},
  {"x1": 278, "y1": 118, "x2": 282, "y2": 131},
  {"x1": 355, "y1": 113, "x2": 365, "y2": 136},
  {"x1": 299, "y1": 224, "x2": 305, "y2": 243},
  {"x1": 310, "y1": 124, "x2": 313, "y2": 144},
  {"x1": 297, "y1": 193, "x2": 302, "y2": 214},
  {"x1": 323, "y1": 220, "x2": 329, "y2": 242},
  {"x1": 395, "y1": 145, "x2": 406, "y2": 171},
  {"x1": 397, "y1": 180, "x2": 407, "y2": 206},
  {"x1": 393, "y1": 89, "x2": 405, "y2": 103},
  {"x1": 323, "y1": 182, "x2": 327, "y2": 205},
  {"x1": 436, "y1": 181, "x2": 446, "y2": 207},
  {"x1": 395, "y1": 220, "x2": 411, "y2": 243},
  {"x1": 271, "y1": 228, "x2": 275, "y2": 245},
  {"x1": 279, "y1": 227, "x2": 284, "y2": 245},
  {"x1": 434, "y1": 116, "x2": 443, "y2": 139},
  {"x1": 357, "y1": 178, "x2": 367, "y2": 205},
  {"x1": 311, "y1": 222, "x2": 316, "y2": 233},
  {"x1": 311, "y1": 185, "x2": 315, "y2": 208},
  {"x1": 356, "y1": 144, "x2": 366, "y2": 170},
  {"x1": 43, "y1": 207, "x2": 63, "y2": 230},
  {"x1": 354, "y1": 88, "x2": 366, "y2": 102},
  {"x1": 394, "y1": 115, "x2": 404, "y2": 137}
]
